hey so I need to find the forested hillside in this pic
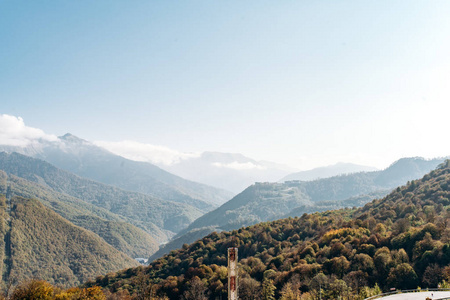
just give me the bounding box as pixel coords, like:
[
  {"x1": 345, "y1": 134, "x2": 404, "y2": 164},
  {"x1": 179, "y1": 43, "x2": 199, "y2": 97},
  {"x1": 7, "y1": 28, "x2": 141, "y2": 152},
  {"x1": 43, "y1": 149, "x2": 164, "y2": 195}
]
[
  {"x1": 0, "y1": 171, "x2": 159, "y2": 258},
  {"x1": 0, "y1": 152, "x2": 204, "y2": 241},
  {"x1": 0, "y1": 195, "x2": 139, "y2": 289},
  {"x1": 89, "y1": 160, "x2": 450, "y2": 300}
]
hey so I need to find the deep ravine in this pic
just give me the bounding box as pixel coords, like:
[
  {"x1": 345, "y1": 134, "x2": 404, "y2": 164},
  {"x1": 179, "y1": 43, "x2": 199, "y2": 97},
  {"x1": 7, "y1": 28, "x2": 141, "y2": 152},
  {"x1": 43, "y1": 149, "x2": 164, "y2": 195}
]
[{"x1": 2, "y1": 183, "x2": 13, "y2": 286}]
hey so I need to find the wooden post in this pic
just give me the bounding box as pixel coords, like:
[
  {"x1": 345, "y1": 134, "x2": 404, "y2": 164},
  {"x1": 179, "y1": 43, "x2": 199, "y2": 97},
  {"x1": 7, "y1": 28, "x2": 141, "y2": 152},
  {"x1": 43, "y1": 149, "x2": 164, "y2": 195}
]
[{"x1": 228, "y1": 247, "x2": 238, "y2": 300}]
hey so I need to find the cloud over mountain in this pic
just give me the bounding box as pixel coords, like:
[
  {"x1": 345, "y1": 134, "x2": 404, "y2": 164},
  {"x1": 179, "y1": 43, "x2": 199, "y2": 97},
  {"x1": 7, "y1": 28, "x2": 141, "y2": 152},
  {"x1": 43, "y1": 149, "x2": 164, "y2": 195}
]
[
  {"x1": 0, "y1": 114, "x2": 57, "y2": 146},
  {"x1": 94, "y1": 140, "x2": 200, "y2": 165},
  {"x1": 211, "y1": 161, "x2": 267, "y2": 170}
]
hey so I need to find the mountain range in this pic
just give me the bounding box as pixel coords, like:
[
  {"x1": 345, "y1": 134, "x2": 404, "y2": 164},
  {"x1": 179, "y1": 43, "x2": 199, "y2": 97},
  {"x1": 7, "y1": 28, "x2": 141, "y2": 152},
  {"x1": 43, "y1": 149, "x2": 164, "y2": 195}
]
[
  {"x1": 1, "y1": 127, "x2": 448, "y2": 293},
  {"x1": 280, "y1": 162, "x2": 378, "y2": 182},
  {"x1": 156, "y1": 151, "x2": 295, "y2": 193},
  {"x1": 0, "y1": 133, "x2": 232, "y2": 209},
  {"x1": 92, "y1": 142, "x2": 377, "y2": 194}
]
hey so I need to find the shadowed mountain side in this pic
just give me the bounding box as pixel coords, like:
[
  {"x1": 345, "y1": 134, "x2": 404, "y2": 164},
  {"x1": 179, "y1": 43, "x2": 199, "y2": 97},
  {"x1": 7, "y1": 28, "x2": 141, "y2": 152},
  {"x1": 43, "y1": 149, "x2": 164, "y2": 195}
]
[
  {"x1": 176, "y1": 182, "x2": 312, "y2": 236},
  {"x1": 0, "y1": 171, "x2": 159, "y2": 258},
  {"x1": 2, "y1": 196, "x2": 140, "y2": 288},
  {"x1": 0, "y1": 152, "x2": 203, "y2": 240}
]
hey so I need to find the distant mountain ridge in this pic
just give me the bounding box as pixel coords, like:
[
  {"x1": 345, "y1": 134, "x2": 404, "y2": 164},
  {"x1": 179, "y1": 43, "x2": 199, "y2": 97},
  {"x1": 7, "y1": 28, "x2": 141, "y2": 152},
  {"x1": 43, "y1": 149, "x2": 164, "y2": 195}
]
[
  {"x1": 0, "y1": 133, "x2": 233, "y2": 209},
  {"x1": 94, "y1": 138, "x2": 296, "y2": 194},
  {"x1": 150, "y1": 156, "x2": 447, "y2": 261},
  {"x1": 158, "y1": 151, "x2": 295, "y2": 193},
  {"x1": 280, "y1": 162, "x2": 378, "y2": 182}
]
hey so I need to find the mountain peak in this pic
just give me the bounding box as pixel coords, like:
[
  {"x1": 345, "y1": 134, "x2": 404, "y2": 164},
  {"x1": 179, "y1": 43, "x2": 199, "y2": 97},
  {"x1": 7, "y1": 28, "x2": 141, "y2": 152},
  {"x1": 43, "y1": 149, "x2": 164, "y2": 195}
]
[{"x1": 59, "y1": 133, "x2": 87, "y2": 143}]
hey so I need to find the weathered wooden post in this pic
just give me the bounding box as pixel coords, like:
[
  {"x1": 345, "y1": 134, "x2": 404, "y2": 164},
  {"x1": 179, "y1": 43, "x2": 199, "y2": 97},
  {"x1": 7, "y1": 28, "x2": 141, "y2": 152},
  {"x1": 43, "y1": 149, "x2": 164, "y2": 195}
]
[{"x1": 228, "y1": 247, "x2": 238, "y2": 300}]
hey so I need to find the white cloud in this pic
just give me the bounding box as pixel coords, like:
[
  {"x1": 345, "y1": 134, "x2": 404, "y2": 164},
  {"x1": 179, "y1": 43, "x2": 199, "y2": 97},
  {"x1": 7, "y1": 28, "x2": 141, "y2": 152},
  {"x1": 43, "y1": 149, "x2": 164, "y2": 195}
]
[
  {"x1": 0, "y1": 114, "x2": 58, "y2": 147},
  {"x1": 212, "y1": 161, "x2": 267, "y2": 171},
  {"x1": 94, "y1": 140, "x2": 200, "y2": 165}
]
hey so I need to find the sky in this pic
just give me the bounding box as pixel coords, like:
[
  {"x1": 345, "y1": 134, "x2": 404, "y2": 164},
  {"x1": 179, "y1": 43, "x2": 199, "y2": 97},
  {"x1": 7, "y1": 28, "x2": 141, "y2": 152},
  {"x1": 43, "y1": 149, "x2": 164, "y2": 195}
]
[{"x1": 1, "y1": 1, "x2": 450, "y2": 170}]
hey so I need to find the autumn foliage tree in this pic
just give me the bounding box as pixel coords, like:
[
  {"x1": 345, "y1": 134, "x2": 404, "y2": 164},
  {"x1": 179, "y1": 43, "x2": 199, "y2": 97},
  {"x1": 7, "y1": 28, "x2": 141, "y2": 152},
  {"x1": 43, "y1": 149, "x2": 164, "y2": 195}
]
[{"x1": 9, "y1": 279, "x2": 105, "y2": 300}]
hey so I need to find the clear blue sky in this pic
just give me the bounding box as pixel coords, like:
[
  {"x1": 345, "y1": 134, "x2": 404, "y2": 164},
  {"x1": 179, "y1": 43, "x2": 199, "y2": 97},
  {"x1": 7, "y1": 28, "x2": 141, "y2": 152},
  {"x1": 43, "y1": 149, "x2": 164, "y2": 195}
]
[{"x1": 1, "y1": 1, "x2": 449, "y2": 169}]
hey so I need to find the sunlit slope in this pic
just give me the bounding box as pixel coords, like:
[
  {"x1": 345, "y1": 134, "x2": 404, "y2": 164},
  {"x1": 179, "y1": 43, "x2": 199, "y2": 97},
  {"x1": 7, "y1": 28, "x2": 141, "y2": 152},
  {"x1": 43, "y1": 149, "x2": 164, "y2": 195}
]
[
  {"x1": 0, "y1": 195, "x2": 139, "y2": 288},
  {"x1": 0, "y1": 171, "x2": 159, "y2": 258}
]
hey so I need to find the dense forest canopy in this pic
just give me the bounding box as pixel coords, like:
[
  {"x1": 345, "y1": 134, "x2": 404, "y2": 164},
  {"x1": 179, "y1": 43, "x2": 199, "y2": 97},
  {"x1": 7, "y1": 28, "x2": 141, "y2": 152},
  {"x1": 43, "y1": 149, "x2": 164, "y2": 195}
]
[{"x1": 0, "y1": 195, "x2": 139, "y2": 289}]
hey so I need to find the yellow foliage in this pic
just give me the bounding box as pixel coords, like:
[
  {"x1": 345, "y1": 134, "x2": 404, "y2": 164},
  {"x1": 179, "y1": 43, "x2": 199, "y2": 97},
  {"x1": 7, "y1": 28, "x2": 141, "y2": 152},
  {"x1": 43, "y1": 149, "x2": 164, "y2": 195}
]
[
  {"x1": 55, "y1": 286, "x2": 106, "y2": 300},
  {"x1": 11, "y1": 279, "x2": 54, "y2": 300},
  {"x1": 11, "y1": 279, "x2": 105, "y2": 300},
  {"x1": 321, "y1": 227, "x2": 370, "y2": 244}
]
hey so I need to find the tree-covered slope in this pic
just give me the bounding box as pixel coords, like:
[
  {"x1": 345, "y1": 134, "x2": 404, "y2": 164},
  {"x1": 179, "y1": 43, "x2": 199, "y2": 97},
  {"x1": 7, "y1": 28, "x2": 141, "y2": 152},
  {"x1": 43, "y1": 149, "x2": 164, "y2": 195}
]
[
  {"x1": 150, "y1": 183, "x2": 312, "y2": 262},
  {"x1": 0, "y1": 152, "x2": 203, "y2": 240},
  {"x1": 0, "y1": 171, "x2": 159, "y2": 258},
  {"x1": 153, "y1": 157, "x2": 445, "y2": 261},
  {"x1": 285, "y1": 190, "x2": 389, "y2": 218},
  {"x1": 183, "y1": 182, "x2": 312, "y2": 234},
  {"x1": 88, "y1": 160, "x2": 450, "y2": 299},
  {"x1": 0, "y1": 195, "x2": 140, "y2": 289}
]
